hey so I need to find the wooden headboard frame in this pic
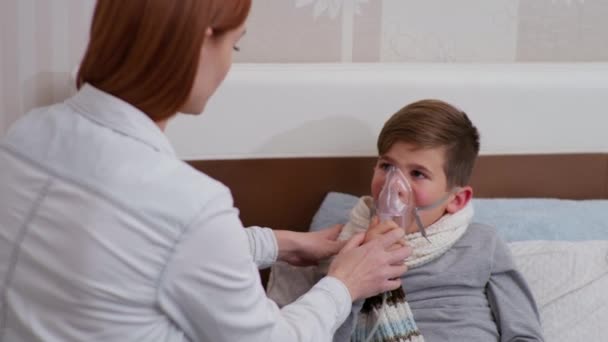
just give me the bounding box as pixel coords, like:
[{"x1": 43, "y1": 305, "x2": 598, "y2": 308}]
[{"x1": 189, "y1": 153, "x2": 608, "y2": 232}]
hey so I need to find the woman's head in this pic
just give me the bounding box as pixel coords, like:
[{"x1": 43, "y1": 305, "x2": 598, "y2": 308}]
[{"x1": 77, "y1": 0, "x2": 251, "y2": 122}]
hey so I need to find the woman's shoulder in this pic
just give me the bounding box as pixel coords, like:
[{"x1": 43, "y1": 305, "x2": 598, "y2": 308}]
[{"x1": 154, "y1": 159, "x2": 233, "y2": 209}]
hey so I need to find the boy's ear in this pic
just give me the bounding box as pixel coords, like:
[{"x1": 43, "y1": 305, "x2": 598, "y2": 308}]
[{"x1": 445, "y1": 186, "x2": 473, "y2": 214}]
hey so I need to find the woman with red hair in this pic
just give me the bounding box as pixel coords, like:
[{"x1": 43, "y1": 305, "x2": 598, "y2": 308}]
[{"x1": 0, "y1": 1, "x2": 410, "y2": 341}]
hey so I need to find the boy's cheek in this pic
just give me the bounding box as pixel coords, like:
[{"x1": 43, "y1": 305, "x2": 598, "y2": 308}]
[
  {"x1": 370, "y1": 178, "x2": 383, "y2": 200},
  {"x1": 413, "y1": 188, "x2": 435, "y2": 207}
]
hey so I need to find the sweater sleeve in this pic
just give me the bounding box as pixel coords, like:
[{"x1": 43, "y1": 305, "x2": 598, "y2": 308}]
[
  {"x1": 244, "y1": 226, "x2": 278, "y2": 269},
  {"x1": 487, "y1": 235, "x2": 545, "y2": 342}
]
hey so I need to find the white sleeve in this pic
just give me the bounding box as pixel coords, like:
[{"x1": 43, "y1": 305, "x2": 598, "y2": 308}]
[
  {"x1": 156, "y1": 189, "x2": 352, "y2": 342},
  {"x1": 244, "y1": 226, "x2": 278, "y2": 269}
]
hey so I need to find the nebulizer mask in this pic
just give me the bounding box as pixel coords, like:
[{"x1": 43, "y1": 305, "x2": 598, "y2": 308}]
[
  {"x1": 375, "y1": 165, "x2": 458, "y2": 241},
  {"x1": 375, "y1": 165, "x2": 416, "y2": 233}
]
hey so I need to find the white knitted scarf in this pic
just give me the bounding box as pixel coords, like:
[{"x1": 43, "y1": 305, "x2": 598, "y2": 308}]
[
  {"x1": 339, "y1": 196, "x2": 474, "y2": 342},
  {"x1": 338, "y1": 196, "x2": 473, "y2": 267}
]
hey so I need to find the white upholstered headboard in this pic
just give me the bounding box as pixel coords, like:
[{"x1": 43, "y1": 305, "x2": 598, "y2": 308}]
[{"x1": 166, "y1": 63, "x2": 608, "y2": 160}]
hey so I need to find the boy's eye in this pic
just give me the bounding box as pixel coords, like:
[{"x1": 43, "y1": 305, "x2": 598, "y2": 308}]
[
  {"x1": 411, "y1": 170, "x2": 426, "y2": 179},
  {"x1": 378, "y1": 162, "x2": 392, "y2": 171}
]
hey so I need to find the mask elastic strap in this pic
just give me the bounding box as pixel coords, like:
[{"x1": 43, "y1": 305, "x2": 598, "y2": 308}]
[{"x1": 413, "y1": 187, "x2": 462, "y2": 242}]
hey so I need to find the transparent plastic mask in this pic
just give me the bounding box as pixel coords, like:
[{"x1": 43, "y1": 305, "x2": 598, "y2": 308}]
[
  {"x1": 375, "y1": 165, "x2": 459, "y2": 241},
  {"x1": 375, "y1": 165, "x2": 415, "y2": 232}
]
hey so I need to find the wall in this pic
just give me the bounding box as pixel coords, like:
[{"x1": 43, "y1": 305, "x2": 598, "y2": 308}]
[
  {"x1": 2, "y1": 0, "x2": 607, "y2": 140},
  {"x1": 166, "y1": 63, "x2": 608, "y2": 159},
  {"x1": 236, "y1": 0, "x2": 608, "y2": 63}
]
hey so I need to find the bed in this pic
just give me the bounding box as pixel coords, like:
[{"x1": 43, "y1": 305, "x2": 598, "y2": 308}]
[{"x1": 166, "y1": 63, "x2": 608, "y2": 342}]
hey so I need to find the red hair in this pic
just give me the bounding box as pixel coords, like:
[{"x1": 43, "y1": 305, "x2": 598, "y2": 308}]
[{"x1": 77, "y1": 0, "x2": 251, "y2": 121}]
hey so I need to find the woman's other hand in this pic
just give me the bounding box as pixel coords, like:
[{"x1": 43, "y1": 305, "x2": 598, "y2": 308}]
[{"x1": 275, "y1": 224, "x2": 345, "y2": 267}]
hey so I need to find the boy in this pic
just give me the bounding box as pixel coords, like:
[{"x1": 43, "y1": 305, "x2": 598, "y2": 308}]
[{"x1": 267, "y1": 99, "x2": 544, "y2": 342}]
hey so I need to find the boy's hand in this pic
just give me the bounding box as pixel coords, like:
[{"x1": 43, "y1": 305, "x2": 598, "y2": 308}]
[{"x1": 365, "y1": 216, "x2": 404, "y2": 245}]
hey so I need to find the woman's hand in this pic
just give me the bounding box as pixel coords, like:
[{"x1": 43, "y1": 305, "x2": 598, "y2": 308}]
[
  {"x1": 328, "y1": 223, "x2": 412, "y2": 301},
  {"x1": 274, "y1": 224, "x2": 346, "y2": 267},
  {"x1": 364, "y1": 216, "x2": 407, "y2": 249}
]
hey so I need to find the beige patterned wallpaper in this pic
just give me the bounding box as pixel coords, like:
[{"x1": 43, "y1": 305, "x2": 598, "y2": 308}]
[
  {"x1": 1, "y1": 0, "x2": 607, "y2": 134},
  {"x1": 236, "y1": 0, "x2": 607, "y2": 63}
]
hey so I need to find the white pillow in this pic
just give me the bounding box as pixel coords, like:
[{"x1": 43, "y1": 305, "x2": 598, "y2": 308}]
[{"x1": 509, "y1": 241, "x2": 608, "y2": 342}]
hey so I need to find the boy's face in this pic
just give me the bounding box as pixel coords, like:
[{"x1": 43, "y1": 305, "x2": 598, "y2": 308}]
[{"x1": 371, "y1": 142, "x2": 459, "y2": 234}]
